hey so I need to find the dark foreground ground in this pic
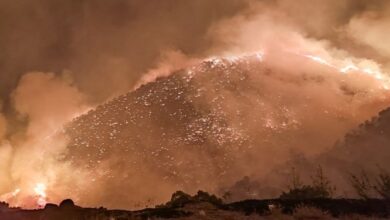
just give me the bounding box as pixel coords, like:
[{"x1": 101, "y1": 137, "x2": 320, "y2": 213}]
[{"x1": 1, "y1": 192, "x2": 390, "y2": 220}]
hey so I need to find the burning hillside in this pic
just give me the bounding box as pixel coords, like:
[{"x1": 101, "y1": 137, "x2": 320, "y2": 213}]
[
  {"x1": 1, "y1": 0, "x2": 390, "y2": 217},
  {"x1": 61, "y1": 51, "x2": 390, "y2": 209}
]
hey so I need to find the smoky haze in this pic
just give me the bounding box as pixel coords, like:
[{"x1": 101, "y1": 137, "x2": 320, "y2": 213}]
[
  {"x1": 0, "y1": 0, "x2": 390, "y2": 209},
  {"x1": 0, "y1": 0, "x2": 247, "y2": 104}
]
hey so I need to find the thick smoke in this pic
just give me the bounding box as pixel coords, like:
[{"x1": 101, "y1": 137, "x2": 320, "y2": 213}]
[
  {"x1": 347, "y1": 5, "x2": 390, "y2": 59},
  {"x1": 0, "y1": 0, "x2": 248, "y2": 103},
  {"x1": 209, "y1": 0, "x2": 389, "y2": 65},
  {"x1": 0, "y1": 72, "x2": 90, "y2": 207},
  {"x1": 0, "y1": 102, "x2": 11, "y2": 194},
  {"x1": 12, "y1": 72, "x2": 89, "y2": 136},
  {"x1": 202, "y1": 0, "x2": 390, "y2": 199},
  {"x1": 134, "y1": 50, "x2": 200, "y2": 90},
  {"x1": 0, "y1": 0, "x2": 249, "y2": 207},
  {"x1": 0, "y1": 0, "x2": 390, "y2": 209}
]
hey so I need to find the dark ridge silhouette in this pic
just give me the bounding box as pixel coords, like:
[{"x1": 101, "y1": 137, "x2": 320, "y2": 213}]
[
  {"x1": 0, "y1": 194, "x2": 390, "y2": 219},
  {"x1": 322, "y1": 107, "x2": 390, "y2": 187},
  {"x1": 330, "y1": 107, "x2": 390, "y2": 165},
  {"x1": 273, "y1": 106, "x2": 390, "y2": 199}
]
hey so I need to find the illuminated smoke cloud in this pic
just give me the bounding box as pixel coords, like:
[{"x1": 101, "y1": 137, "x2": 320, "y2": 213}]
[{"x1": 0, "y1": 72, "x2": 90, "y2": 208}]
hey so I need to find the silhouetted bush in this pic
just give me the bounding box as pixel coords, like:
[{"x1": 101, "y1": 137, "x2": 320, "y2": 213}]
[
  {"x1": 351, "y1": 168, "x2": 390, "y2": 200},
  {"x1": 162, "y1": 190, "x2": 223, "y2": 208},
  {"x1": 59, "y1": 199, "x2": 75, "y2": 209},
  {"x1": 374, "y1": 169, "x2": 390, "y2": 200},
  {"x1": 163, "y1": 191, "x2": 192, "y2": 208},
  {"x1": 350, "y1": 170, "x2": 373, "y2": 199},
  {"x1": 280, "y1": 166, "x2": 334, "y2": 200},
  {"x1": 193, "y1": 190, "x2": 223, "y2": 206},
  {"x1": 280, "y1": 185, "x2": 332, "y2": 200},
  {"x1": 44, "y1": 203, "x2": 58, "y2": 210},
  {"x1": 0, "y1": 202, "x2": 9, "y2": 212}
]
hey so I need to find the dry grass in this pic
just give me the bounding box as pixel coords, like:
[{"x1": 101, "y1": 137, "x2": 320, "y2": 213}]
[{"x1": 147, "y1": 204, "x2": 389, "y2": 220}]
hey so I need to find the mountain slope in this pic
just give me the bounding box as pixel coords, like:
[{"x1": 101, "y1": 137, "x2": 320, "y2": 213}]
[
  {"x1": 64, "y1": 52, "x2": 390, "y2": 208},
  {"x1": 321, "y1": 107, "x2": 390, "y2": 175}
]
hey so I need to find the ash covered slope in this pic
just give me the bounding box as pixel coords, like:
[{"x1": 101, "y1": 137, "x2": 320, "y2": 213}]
[{"x1": 65, "y1": 53, "x2": 390, "y2": 208}]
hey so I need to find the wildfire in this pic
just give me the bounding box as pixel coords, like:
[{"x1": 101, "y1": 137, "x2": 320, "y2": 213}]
[
  {"x1": 0, "y1": 183, "x2": 49, "y2": 208},
  {"x1": 300, "y1": 53, "x2": 390, "y2": 90},
  {"x1": 209, "y1": 51, "x2": 389, "y2": 88},
  {"x1": 0, "y1": 188, "x2": 20, "y2": 202},
  {"x1": 0, "y1": 50, "x2": 388, "y2": 210},
  {"x1": 340, "y1": 64, "x2": 359, "y2": 73},
  {"x1": 204, "y1": 51, "x2": 390, "y2": 91},
  {"x1": 206, "y1": 51, "x2": 264, "y2": 64},
  {"x1": 34, "y1": 183, "x2": 47, "y2": 207},
  {"x1": 303, "y1": 54, "x2": 336, "y2": 68}
]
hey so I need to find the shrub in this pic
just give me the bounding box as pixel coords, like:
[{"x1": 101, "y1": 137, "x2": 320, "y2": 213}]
[
  {"x1": 163, "y1": 191, "x2": 192, "y2": 208},
  {"x1": 193, "y1": 191, "x2": 223, "y2": 206},
  {"x1": 311, "y1": 165, "x2": 335, "y2": 197},
  {"x1": 373, "y1": 169, "x2": 390, "y2": 199},
  {"x1": 348, "y1": 169, "x2": 390, "y2": 200},
  {"x1": 280, "y1": 166, "x2": 334, "y2": 200},
  {"x1": 59, "y1": 199, "x2": 75, "y2": 209},
  {"x1": 162, "y1": 190, "x2": 223, "y2": 208}
]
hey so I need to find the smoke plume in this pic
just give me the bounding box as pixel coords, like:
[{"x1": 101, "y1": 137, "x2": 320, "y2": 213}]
[{"x1": 0, "y1": 72, "x2": 90, "y2": 207}]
